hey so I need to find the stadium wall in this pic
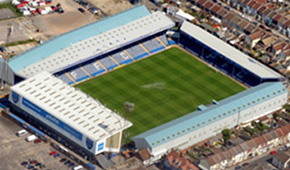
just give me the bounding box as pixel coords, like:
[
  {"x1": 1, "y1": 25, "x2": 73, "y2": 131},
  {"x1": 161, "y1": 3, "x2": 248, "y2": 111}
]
[
  {"x1": 133, "y1": 83, "x2": 288, "y2": 163},
  {"x1": 8, "y1": 90, "x2": 122, "y2": 156}
]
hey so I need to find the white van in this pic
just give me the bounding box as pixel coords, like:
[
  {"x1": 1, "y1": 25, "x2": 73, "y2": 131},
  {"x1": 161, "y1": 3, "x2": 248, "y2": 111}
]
[
  {"x1": 16, "y1": 129, "x2": 28, "y2": 137},
  {"x1": 25, "y1": 135, "x2": 37, "y2": 142},
  {"x1": 73, "y1": 165, "x2": 83, "y2": 170}
]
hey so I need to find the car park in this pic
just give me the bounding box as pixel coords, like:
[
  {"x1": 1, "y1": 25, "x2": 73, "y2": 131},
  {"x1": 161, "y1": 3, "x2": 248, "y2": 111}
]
[
  {"x1": 68, "y1": 162, "x2": 75, "y2": 167},
  {"x1": 64, "y1": 160, "x2": 71, "y2": 165},
  {"x1": 28, "y1": 165, "x2": 34, "y2": 169},
  {"x1": 16, "y1": 129, "x2": 29, "y2": 137}
]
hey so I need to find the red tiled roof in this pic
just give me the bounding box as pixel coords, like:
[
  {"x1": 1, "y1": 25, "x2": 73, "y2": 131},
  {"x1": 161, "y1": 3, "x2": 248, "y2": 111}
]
[
  {"x1": 245, "y1": 24, "x2": 257, "y2": 34},
  {"x1": 283, "y1": 20, "x2": 290, "y2": 28},
  {"x1": 259, "y1": 135, "x2": 267, "y2": 145},
  {"x1": 210, "y1": 4, "x2": 221, "y2": 14},
  {"x1": 264, "y1": 3, "x2": 274, "y2": 8},
  {"x1": 238, "y1": 19, "x2": 250, "y2": 29},
  {"x1": 281, "y1": 126, "x2": 289, "y2": 135},
  {"x1": 249, "y1": 30, "x2": 265, "y2": 40},
  {"x1": 217, "y1": 8, "x2": 228, "y2": 18},
  {"x1": 206, "y1": 156, "x2": 216, "y2": 166},
  {"x1": 252, "y1": 3, "x2": 262, "y2": 10},
  {"x1": 224, "y1": 12, "x2": 235, "y2": 21},
  {"x1": 204, "y1": 1, "x2": 214, "y2": 10},
  {"x1": 275, "y1": 128, "x2": 285, "y2": 138},
  {"x1": 284, "y1": 49, "x2": 290, "y2": 56},
  {"x1": 258, "y1": 5, "x2": 267, "y2": 13},
  {"x1": 273, "y1": 41, "x2": 288, "y2": 51},
  {"x1": 136, "y1": 149, "x2": 151, "y2": 161},
  {"x1": 248, "y1": 0, "x2": 256, "y2": 8},
  {"x1": 253, "y1": 136, "x2": 263, "y2": 146},
  {"x1": 256, "y1": 0, "x2": 266, "y2": 3},
  {"x1": 273, "y1": 14, "x2": 283, "y2": 22},
  {"x1": 285, "y1": 124, "x2": 290, "y2": 133},
  {"x1": 197, "y1": 0, "x2": 208, "y2": 6},
  {"x1": 262, "y1": 8, "x2": 272, "y2": 16}
]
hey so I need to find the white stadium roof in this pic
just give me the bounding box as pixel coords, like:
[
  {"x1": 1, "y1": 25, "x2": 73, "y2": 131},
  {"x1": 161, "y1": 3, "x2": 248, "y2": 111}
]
[
  {"x1": 11, "y1": 71, "x2": 132, "y2": 141},
  {"x1": 180, "y1": 21, "x2": 282, "y2": 79},
  {"x1": 17, "y1": 11, "x2": 174, "y2": 78}
]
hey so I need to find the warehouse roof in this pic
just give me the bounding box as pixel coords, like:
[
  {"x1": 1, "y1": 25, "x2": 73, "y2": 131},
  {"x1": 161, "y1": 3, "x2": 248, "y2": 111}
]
[
  {"x1": 9, "y1": 6, "x2": 174, "y2": 78},
  {"x1": 132, "y1": 82, "x2": 287, "y2": 148},
  {"x1": 11, "y1": 72, "x2": 132, "y2": 141},
  {"x1": 180, "y1": 21, "x2": 281, "y2": 79}
]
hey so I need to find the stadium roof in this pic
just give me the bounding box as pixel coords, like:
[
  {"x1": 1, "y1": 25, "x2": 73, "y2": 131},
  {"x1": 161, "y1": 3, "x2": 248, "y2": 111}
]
[
  {"x1": 180, "y1": 21, "x2": 282, "y2": 79},
  {"x1": 11, "y1": 71, "x2": 132, "y2": 141},
  {"x1": 9, "y1": 6, "x2": 174, "y2": 78},
  {"x1": 132, "y1": 82, "x2": 287, "y2": 148}
]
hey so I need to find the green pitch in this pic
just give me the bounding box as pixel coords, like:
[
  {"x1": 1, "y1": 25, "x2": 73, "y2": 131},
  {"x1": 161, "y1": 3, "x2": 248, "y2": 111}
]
[{"x1": 76, "y1": 47, "x2": 246, "y2": 137}]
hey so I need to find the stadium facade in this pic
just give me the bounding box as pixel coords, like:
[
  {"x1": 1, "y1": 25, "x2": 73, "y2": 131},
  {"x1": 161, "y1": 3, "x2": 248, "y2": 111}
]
[
  {"x1": 4, "y1": 5, "x2": 174, "y2": 85},
  {"x1": 9, "y1": 72, "x2": 131, "y2": 162},
  {"x1": 132, "y1": 82, "x2": 288, "y2": 162}
]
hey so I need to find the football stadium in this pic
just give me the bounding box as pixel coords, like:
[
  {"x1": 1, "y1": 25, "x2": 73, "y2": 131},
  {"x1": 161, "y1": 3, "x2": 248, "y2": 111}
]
[{"x1": 0, "y1": 5, "x2": 288, "y2": 166}]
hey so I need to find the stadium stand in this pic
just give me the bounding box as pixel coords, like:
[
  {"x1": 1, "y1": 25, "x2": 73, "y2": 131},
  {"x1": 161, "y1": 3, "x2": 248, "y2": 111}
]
[
  {"x1": 6, "y1": 5, "x2": 174, "y2": 85},
  {"x1": 110, "y1": 50, "x2": 133, "y2": 65},
  {"x1": 66, "y1": 66, "x2": 90, "y2": 82},
  {"x1": 55, "y1": 72, "x2": 74, "y2": 85},
  {"x1": 99, "y1": 56, "x2": 119, "y2": 70},
  {"x1": 141, "y1": 37, "x2": 166, "y2": 54},
  {"x1": 157, "y1": 34, "x2": 169, "y2": 46},
  {"x1": 81, "y1": 60, "x2": 106, "y2": 77},
  {"x1": 179, "y1": 21, "x2": 282, "y2": 86},
  {"x1": 125, "y1": 43, "x2": 149, "y2": 60}
]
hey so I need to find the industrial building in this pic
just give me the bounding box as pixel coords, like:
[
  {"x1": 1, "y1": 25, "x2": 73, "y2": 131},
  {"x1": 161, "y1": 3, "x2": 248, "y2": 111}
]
[
  {"x1": 8, "y1": 71, "x2": 132, "y2": 162},
  {"x1": 132, "y1": 81, "x2": 288, "y2": 162}
]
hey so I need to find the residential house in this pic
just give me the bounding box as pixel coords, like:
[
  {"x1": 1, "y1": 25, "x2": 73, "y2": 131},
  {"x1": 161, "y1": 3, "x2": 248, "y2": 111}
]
[
  {"x1": 261, "y1": 8, "x2": 274, "y2": 25},
  {"x1": 245, "y1": 30, "x2": 265, "y2": 47},
  {"x1": 209, "y1": 4, "x2": 221, "y2": 17},
  {"x1": 267, "y1": 41, "x2": 288, "y2": 56},
  {"x1": 164, "y1": 150, "x2": 199, "y2": 170},
  {"x1": 275, "y1": 128, "x2": 286, "y2": 145},
  {"x1": 229, "y1": 16, "x2": 242, "y2": 30},
  {"x1": 203, "y1": 1, "x2": 214, "y2": 14},
  {"x1": 252, "y1": 137, "x2": 264, "y2": 155},
  {"x1": 223, "y1": 11, "x2": 235, "y2": 24},
  {"x1": 282, "y1": 20, "x2": 290, "y2": 37},
  {"x1": 277, "y1": 17, "x2": 289, "y2": 34},
  {"x1": 216, "y1": 8, "x2": 229, "y2": 20},
  {"x1": 244, "y1": 23, "x2": 258, "y2": 34},
  {"x1": 272, "y1": 152, "x2": 290, "y2": 170},
  {"x1": 272, "y1": 13, "x2": 283, "y2": 30},
  {"x1": 255, "y1": 33, "x2": 277, "y2": 51},
  {"x1": 250, "y1": 2, "x2": 263, "y2": 17},
  {"x1": 135, "y1": 148, "x2": 152, "y2": 166},
  {"x1": 196, "y1": 0, "x2": 208, "y2": 9},
  {"x1": 237, "y1": 19, "x2": 250, "y2": 32}
]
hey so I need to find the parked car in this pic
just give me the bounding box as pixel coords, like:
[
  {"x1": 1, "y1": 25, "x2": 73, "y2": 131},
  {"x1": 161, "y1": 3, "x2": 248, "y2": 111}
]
[
  {"x1": 64, "y1": 160, "x2": 71, "y2": 165},
  {"x1": 270, "y1": 150, "x2": 277, "y2": 155},
  {"x1": 28, "y1": 165, "x2": 34, "y2": 169},
  {"x1": 34, "y1": 139, "x2": 41, "y2": 144},
  {"x1": 54, "y1": 153, "x2": 60, "y2": 157},
  {"x1": 21, "y1": 161, "x2": 28, "y2": 166},
  {"x1": 60, "y1": 158, "x2": 66, "y2": 162},
  {"x1": 16, "y1": 129, "x2": 28, "y2": 137},
  {"x1": 50, "y1": 151, "x2": 57, "y2": 155},
  {"x1": 235, "y1": 165, "x2": 242, "y2": 170},
  {"x1": 68, "y1": 162, "x2": 75, "y2": 167},
  {"x1": 242, "y1": 162, "x2": 249, "y2": 167},
  {"x1": 30, "y1": 160, "x2": 38, "y2": 164},
  {"x1": 78, "y1": 8, "x2": 85, "y2": 13}
]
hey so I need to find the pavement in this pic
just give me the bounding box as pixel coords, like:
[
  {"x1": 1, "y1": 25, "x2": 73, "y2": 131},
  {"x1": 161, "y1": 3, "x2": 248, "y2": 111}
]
[
  {"x1": 0, "y1": 115, "x2": 81, "y2": 170},
  {"x1": 88, "y1": 0, "x2": 132, "y2": 16},
  {"x1": 0, "y1": 8, "x2": 16, "y2": 20},
  {"x1": 0, "y1": 19, "x2": 29, "y2": 45}
]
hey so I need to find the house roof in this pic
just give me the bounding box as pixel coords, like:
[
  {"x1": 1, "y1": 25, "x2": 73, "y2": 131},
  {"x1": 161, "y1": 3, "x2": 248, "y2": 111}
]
[
  {"x1": 249, "y1": 31, "x2": 265, "y2": 40},
  {"x1": 136, "y1": 149, "x2": 151, "y2": 161},
  {"x1": 262, "y1": 8, "x2": 273, "y2": 16},
  {"x1": 248, "y1": 0, "x2": 256, "y2": 8},
  {"x1": 216, "y1": 8, "x2": 228, "y2": 18},
  {"x1": 259, "y1": 135, "x2": 267, "y2": 144},
  {"x1": 238, "y1": 19, "x2": 250, "y2": 29},
  {"x1": 253, "y1": 136, "x2": 263, "y2": 146},
  {"x1": 167, "y1": 150, "x2": 199, "y2": 170},
  {"x1": 198, "y1": 0, "x2": 208, "y2": 6},
  {"x1": 284, "y1": 49, "x2": 290, "y2": 57},
  {"x1": 252, "y1": 2, "x2": 262, "y2": 10},
  {"x1": 273, "y1": 41, "x2": 288, "y2": 51},
  {"x1": 283, "y1": 20, "x2": 290, "y2": 28},
  {"x1": 210, "y1": 4, "x2": 221, "y2": 14},
  {"x1": 204, "y1": 1, "x2": 214, "y2": 10},
  {"x1": 273, "y1": 14, "x2": 283, "y2": 23},
  {"x1": 257, "y1": 5, "x2": 267, "y2": 14},
  {"x1": 245, "y1": 24, "x2": 258, "y2": 34},
  {"x1": 224, "y1": 12, "x2": 235, "y2": 21},
  {"x1": 267, "y1": 11, "x2": 277, "y2": 18},
  {"x1": 230, "y1": 16, "x2": 242, "y2": 25},
  {"x1": 273, "y1": 152, "x2": 290, "y2": 164},
  {"x1": 275, "y1": 128, "x2": 285, "y2": 138}
]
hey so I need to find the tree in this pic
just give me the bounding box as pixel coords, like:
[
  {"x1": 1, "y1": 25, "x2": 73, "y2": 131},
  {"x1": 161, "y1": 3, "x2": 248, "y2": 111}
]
[{"x1": 222, "y1": 129, "x2": 231, "y2": 143}]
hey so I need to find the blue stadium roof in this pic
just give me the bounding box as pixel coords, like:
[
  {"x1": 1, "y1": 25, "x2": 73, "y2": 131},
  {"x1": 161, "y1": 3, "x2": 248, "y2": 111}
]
[
  {"x1": 132, "y1": 82, "x2": 287, "y2": 148},
  {"x1": 8, "y1": 5, "x2": 151, "y2": 73}
]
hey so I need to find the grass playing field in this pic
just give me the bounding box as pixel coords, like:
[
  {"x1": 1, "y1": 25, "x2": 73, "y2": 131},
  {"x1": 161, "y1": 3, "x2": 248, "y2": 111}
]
[{"x1": 76, "y1": 47, "x2": 246, "y2": 137}]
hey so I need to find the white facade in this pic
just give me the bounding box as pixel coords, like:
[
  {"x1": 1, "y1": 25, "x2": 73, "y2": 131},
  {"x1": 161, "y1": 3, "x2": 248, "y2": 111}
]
[{"x1": 9, "y1": 72, "x2": 132, "y2": 154}]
